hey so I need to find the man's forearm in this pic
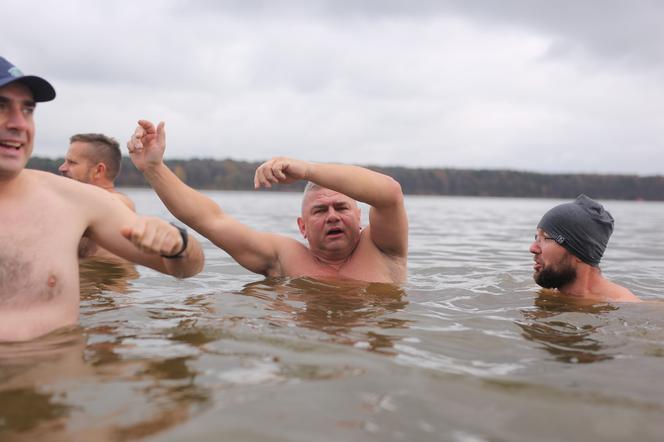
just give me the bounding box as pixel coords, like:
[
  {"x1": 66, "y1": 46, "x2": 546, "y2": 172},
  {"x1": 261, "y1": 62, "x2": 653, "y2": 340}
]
[
  {"x1": 161, "y1": 236, "x2": 205, "y2": 278},
  {"x1": 305, "y1": 162, "x2": 403, "y2": 208},
  {"x1": 143, "y1": 163, "x2": 223, "y2": 231}
]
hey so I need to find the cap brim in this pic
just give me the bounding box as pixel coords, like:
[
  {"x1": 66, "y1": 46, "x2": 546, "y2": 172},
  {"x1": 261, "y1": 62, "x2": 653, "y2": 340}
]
[{"x1": 0, "y1": 75, "x2": 56, "y2": 102}]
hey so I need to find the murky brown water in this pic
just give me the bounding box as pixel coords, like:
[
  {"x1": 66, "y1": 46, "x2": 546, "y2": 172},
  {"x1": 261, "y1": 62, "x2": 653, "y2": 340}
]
[{"x1": 2, "y1": 191, "x2": 664, "y2": 441}]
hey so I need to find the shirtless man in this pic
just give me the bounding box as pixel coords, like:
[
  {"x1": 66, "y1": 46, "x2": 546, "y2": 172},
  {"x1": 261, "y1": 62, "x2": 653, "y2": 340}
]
[
  {"x1": 127, "y1": 120, "x2": 408, "y2": 284},
  {"x1": 529, "y1": 194, "x2": 639, "y2": 302},
  {"x1": 59, "y1": 133, "x2": 135, "y2": 258},
  {"x1": 0, "y1": 57, "x2": 205, "y2": 341}
]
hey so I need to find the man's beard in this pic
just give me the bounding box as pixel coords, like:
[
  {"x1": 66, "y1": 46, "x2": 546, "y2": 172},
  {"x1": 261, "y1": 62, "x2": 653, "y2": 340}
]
[{"x1": 534, "y1": 260, "x2": 577, "y2": 289}]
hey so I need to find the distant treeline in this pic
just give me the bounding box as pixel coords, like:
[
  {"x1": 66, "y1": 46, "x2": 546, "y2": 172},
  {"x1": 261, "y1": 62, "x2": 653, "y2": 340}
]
[{"x1": 27, "y1": 157, "x2": 664, "y2": 201}]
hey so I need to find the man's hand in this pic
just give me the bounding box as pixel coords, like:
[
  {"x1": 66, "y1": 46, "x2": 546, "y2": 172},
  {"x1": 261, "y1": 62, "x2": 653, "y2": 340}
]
[
  {"x1": 254, "y1": 157, "x2": 311, "y2": 188},
  {"x1": 127, "y1": 120, "x2": 166, "y2": 172},
  {"x1": 120, "y1": 216, "x2": 185, "y2": 257}
]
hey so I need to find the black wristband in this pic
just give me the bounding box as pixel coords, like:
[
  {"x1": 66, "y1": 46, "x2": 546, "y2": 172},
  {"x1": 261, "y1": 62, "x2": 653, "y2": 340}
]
[{"x1": 161, "y1": 223, "x2": 189, "y2": 259}]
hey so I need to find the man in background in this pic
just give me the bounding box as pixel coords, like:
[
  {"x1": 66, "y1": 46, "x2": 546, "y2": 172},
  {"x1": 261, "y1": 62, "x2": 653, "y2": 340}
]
[
  {"x1": 60, "y1": 133, "x2": 135, "y2": 258},
  {"x1": 60, "y1": 133, "x2": 134, "y2": 210},
  {"x1": 529, "y1": 194, "x2": 639, "y2": 302}
]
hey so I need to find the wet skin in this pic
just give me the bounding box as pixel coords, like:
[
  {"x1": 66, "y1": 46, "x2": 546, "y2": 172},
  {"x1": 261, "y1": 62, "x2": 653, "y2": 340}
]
[{"x1": 0, "y1": 84, "x2": 204, "y2": 341}]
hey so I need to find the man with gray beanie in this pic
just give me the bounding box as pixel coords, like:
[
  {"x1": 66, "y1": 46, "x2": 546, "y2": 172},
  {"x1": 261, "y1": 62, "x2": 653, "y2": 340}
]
[{"x1": 529, "y1": 195, "x2": 639, "y2": 302}]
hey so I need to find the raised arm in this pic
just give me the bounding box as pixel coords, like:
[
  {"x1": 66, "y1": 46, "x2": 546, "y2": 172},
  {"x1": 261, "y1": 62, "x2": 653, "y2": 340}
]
[
  {"x1": 254, "y1": 157, "x2": 408, "y2": 258},
  {"x1": 127, "y1": 120, "x2": 285, "y2": 276}
]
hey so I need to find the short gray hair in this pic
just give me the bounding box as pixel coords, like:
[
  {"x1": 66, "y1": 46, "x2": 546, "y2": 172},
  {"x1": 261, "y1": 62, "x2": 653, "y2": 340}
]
[
  {"x1": 301, "y1": 181, "x2": 321, "y2": 211},
  {"x1": 303, "y1": 181, "x2": 322, "y2": 195},
  {"x1": 301, "y1": 181, "x2": 359, "y2": 213}
]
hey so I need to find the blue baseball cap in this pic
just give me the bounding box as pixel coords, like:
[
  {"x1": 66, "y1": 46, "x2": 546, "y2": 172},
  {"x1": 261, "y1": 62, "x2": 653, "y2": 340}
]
[{"x1": 0, "y1": 56, "x2": 55, "y2": 102}]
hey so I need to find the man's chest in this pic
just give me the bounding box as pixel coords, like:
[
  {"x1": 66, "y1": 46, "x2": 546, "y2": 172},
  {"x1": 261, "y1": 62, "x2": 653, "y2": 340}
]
[
  {"x1": 285, "y1": 254, "x2": 401, "y2": 284},
  {"x1": 0, "y1": 202, "x2": 82, "y2": 306}
]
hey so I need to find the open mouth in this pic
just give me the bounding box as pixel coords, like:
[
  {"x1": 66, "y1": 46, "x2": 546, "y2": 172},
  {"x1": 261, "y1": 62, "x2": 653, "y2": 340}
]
[
  {"x1": 0, "y1": 140, "x2": 22, "y2": 151},
  {"x1": 326, "y1": 227, "x2": 344, "y2": 237}
]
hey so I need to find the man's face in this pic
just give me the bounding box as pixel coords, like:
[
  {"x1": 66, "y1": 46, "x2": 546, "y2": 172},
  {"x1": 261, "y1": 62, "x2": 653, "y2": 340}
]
[
  {"x1": 529, "y1": 228, "x2": 578, "y2": 289},
  {"x1": 59, "y1": 141, "x2": 95, "y2": 183},
  {"x1": 0, "y1": 82, "x2": 35, "y2": 179},
  {"x1": 298, "y1": 188, "x2": 362, "y2": 258}
]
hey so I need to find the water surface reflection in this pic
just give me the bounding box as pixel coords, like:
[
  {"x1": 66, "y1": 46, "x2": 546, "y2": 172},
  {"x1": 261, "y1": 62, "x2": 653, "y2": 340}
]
[
  {"x1": 517, "y1": 290, "x2": 618, "y2": 364},
  {"x1": 3, "y1": 193, "x2": 664, "y2": 441},
  {"x1": 240, "y1": 278, "x2": 411, "y2": 354},
  {"x1": 0, "y1": 261, "x2": 217, "y2": 442}
]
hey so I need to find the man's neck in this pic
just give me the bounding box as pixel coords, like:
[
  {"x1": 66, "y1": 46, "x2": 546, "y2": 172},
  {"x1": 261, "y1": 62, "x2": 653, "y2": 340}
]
[
  {"x1": 310, "y1": 248, "x2": 355, "y2": 269},
  {"x1": 558, "y1": 265, "x2": 604, "y2": 298}
]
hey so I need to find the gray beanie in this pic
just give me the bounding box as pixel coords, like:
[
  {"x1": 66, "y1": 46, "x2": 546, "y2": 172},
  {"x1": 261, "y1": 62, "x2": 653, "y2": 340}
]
[{"x1": 537, "y1": 194, "x2": 614, "y2": 266}]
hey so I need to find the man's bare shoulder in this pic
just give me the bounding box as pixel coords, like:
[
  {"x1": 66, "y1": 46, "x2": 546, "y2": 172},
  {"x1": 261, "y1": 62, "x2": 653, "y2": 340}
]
[
  {"x1": 361, "y1": 224, "x2": 408, "y2": 259},
  {"x1": 261, "y1": 234, "x2": 310, "y2": 274},
  {"x1": 357, "y1": 227, "x2": 407, "y2": 262},
  {"x1": 12, "y1": 169, "x2": 71, "y2": 201},
  {"x1": 21, "y1": 171, "x2": 127, "y2": 225},
  {"x1": 565, "y1": 277, "x2": 641, "y2": 303},
  {"x1": 267, "y1": 234, "x2": 310, "y2": 262},
  {"x1": 110, "y1": 190, "x2": 135, "y2": 211},
  {"x1": 29, "y1": 170, "x2": 121, "y2": 203},
  {"x1": 272, "y1": 234, "x2": 310, "y2": 251},
  {"x1": 602, "y1": 280, "x2": 641, "y2": 302},
  {"x1": 26, "y1": 169, "x2": 90, "y2": 193}
]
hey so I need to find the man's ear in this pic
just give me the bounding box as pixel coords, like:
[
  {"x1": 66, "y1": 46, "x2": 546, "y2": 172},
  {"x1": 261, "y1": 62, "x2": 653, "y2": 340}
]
[
  {"x1": 297, "y1": 217, "x2": 306, "y2": 238},
  {"x1": 94, "y1": 162, "x2": 106, "y2": 179}
]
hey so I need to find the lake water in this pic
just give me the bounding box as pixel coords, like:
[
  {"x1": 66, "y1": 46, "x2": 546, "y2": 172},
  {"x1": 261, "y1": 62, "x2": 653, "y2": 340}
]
[{"x1": 2, "y1": 190, "x2": 664, "y2": 441}]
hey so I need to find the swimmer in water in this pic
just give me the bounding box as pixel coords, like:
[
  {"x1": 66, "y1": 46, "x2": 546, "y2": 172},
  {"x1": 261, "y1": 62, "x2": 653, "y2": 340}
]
[
  {"x1": 59, "y1": 133, "x2": 136, "y2": 259},
  {"x1": 0, "y1": 56, "x2": 205, "y2": 342},
  {"x1": 127, "y1": 120, "x2": 408, "y2": 284},
  {"x1": 529, "y1": 195, "x2": 639, "y2": 302}
]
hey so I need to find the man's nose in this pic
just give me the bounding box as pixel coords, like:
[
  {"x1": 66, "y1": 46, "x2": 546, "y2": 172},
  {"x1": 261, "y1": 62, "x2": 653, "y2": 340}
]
[
  {"x1": 5, "y1": 107, "x2": 29, "y2": 131},
  {"x1": 58, "y1": 163, "x2": 67, "y2": 173},
  {"x1": 529, "y1": 241, "x2": 540, "y2": 254},
  {"x1": 326, "y1": 209, "x2": 340, "y2": 222}
]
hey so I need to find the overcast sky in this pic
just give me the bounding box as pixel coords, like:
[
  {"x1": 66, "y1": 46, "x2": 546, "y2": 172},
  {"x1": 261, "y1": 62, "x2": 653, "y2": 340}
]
[{"x1": 5, "y1": 0, "x2": 664, "y2": 175}]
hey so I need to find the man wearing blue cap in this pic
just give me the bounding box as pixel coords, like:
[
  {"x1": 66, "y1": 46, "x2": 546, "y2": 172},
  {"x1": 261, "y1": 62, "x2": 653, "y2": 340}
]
[
  {"x1": 0, "y1": 57, "x2": 205, "y2": 341},
  {"x1": 529, "y1": 195, "x2": 639, "y2": 302}
]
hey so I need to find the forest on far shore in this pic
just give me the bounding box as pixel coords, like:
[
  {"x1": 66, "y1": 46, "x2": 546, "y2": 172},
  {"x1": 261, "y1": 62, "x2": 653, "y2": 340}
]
[{"x1": 27, "y1": 156, "x2": 664, "y2": 201}]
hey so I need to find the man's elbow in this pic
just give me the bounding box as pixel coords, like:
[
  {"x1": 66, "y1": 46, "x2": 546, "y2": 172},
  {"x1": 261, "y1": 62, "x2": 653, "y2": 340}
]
[
  {"x1": 382, "y1": 177, "x2": 405, "y2": 207},
  {"x1": 168, "y1": 249, "x2": 205, "y2": 279}
]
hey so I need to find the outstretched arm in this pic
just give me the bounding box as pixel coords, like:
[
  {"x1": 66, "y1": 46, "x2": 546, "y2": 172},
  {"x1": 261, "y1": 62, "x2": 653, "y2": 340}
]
[
  {"x1": 254, "y1": 157, "x2": 408, "y2": 258},
  {"x1": 82, "y1": 187, "x2": 204, "y2": 278},
  {"x1": 127, "y1": 120, "x2": 285, "y2": 276}
]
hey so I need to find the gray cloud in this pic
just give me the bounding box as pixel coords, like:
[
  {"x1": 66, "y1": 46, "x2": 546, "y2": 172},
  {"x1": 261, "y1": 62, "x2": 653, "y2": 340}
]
[
  {"x1": 180, "y1": 0, "x2": 664, "y2": 67},
  {"x1": 4, "y1": 0, "x2": 664, "y2": 175}
]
